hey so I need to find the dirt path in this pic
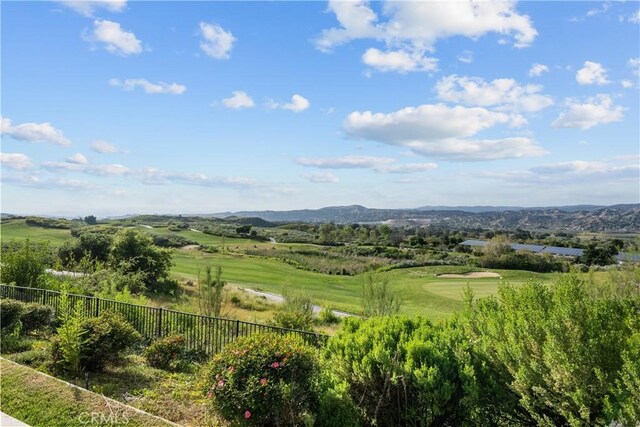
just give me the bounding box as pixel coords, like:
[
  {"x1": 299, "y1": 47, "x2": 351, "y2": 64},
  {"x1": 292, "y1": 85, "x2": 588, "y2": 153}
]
[
  {"x1": 437, "y1": 272, "x2": 501, "y2": 279},
  {"x1": 240, "y1": 288, "x2": 353, "y2": 318}
]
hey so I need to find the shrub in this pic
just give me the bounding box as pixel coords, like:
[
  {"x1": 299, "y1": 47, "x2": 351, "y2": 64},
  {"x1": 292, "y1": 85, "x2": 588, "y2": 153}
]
[
  {"x1": 52, "y1": 293, "x2": 86, "y2": 375},
  {"x1": 144, "y1": 335, "x2": 187, "y2": 371},
  {"x1": 0, "y1": 299, "x2": 25, "y2": 332},
  {"x1": 323, "y1": 316, "x2": 482, "y2": 426},
  {"x1": 52, "y1": 310, "x2": 142, "y2": 372},
  {"x1": 0, "y1": 239, "x2": 53, "y2": 288},
  {"x1": 318, "y1": 306, "x2": 340, "y2": 325},
  {"x1": 20, "y1": 302, "x2": 54, "y2": 333},
  {"x1": 362, "y1": 273, "x2": 400, "y2": 317},
  {"x1": 200, "y1": 333, "x2": 320, "y2": 426},
  {"x1": 272, "y1": 293, "x2": 314, "y2": 331}
]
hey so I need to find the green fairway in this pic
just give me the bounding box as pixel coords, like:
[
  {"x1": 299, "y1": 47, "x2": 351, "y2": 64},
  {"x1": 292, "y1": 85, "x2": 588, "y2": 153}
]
[
  {"x1": 171, "y1": 249, "x2": 552, "y2": 319},
  {"x1": 1, "y1": 220, "x2": 555, "y2": 320},
  {"x1": 0, "y1": 219, "x2": 73, "y2": 246}
]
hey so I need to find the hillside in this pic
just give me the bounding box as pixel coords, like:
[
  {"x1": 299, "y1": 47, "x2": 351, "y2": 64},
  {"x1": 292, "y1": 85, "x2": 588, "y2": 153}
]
[{"x1": 213, "y1": 204, "x2": 640, "y2": 232}]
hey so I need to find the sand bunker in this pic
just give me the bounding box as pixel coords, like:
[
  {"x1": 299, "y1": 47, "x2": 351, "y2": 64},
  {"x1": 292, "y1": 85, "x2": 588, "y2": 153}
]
[
  {"x1": 181, "y1": 244, "x2": 200, "y2": 250},
  {"x1": 437, "y1": 272, "x2": 501, "y2": 279}
]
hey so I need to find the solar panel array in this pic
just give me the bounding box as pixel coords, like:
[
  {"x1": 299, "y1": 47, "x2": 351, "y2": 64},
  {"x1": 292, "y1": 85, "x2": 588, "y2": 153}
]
[
  {"x1": 511, "y1": 243, "x2": 545, "y2": 253},
  {"x1": 615, "y1": 252, "x2": 640, "y2": 263},
  {"x1": 540, "y1": 246, "x2": 584, "y2": 257}
]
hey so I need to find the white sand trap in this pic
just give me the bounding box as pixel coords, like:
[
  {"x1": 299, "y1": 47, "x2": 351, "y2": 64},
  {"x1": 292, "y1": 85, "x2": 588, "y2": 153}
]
[
  {"x1": 181, "y1": 244, "x2": 199, "y2": 250},
  {"x1": 437, "y1": 272, "x2": 501, "y2": 279}
]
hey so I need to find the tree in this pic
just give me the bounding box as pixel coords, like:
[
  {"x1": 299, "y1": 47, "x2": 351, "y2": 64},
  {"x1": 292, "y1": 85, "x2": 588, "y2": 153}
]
[
  {"x1": 83, "y1": 215, "x2": 97, "y2": 225},
  {"x1": 109, "y1": 229, "x2": 173, "y2": 290},
  {"x1": 362, "y1": 273, "x2": 400, "y2": 317},
  {"x1": 581, "y1": 243, "x2": 616, "y2": 266}
]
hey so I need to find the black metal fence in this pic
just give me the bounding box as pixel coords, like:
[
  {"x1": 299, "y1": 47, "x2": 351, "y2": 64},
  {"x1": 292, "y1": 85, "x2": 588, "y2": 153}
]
[{"x1": 0, "y1": 284, "x2": 328, "y2": 354}]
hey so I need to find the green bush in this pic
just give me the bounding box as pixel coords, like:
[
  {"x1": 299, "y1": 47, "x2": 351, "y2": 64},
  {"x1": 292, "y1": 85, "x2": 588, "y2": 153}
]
[
  {"x1": 52, "y1": 310, "x2": 142, "y2": 372},
  {"x1": 0, "y1": 239, "x2": 53, "y2": 288},
  {"x1": 20, "y1": 302, "x2": 54, "y2": 333},
  {"x1": 323, "y1": 316, "x2": 481, "y2": 426},
  {"x1": 0, "y1": 299, "x2": 25, "y2": 332},
  {"x1": 318, "y1": 306, "x2": 340, "y2": 325},
  {"x1": 144, "y1": 335, "x2": 187, "y2": 371},
  {"x1": 200, "y1": 333, "x2": 320, "y2": 426},
  {"x1": 272, "y1": 293, "x2": 314, "y2": 331}
]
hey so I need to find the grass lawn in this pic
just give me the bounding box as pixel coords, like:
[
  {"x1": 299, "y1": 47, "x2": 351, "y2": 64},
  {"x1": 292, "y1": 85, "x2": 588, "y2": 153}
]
[
  {"x1": 0, "y1": 357, "x2": 179, "y2": 427},
  {"x1": 0, "y1": 219, "x2": 73, "y2": 246}
]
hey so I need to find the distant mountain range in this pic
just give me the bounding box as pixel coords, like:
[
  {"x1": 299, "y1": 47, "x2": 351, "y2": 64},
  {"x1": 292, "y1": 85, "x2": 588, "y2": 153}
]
[{"x1": 211, "y1": 204, "x2": 640, "y2": 232}]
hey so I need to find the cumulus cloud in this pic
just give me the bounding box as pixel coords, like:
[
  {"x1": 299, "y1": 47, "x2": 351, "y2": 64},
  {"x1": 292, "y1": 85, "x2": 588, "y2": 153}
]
[
  {"x1": 343, "y1": 104, "x2": 546, "y2": 161},
  {"x1": 362, "y1": 48, "x2": 437, "y2": 73},
  {"x1": 303, "y1": 172, "x2": 340, "y2": 183},
  {"x1": 221, "y1": 91, "x2": 255, "y2": 109},
  {"x1": 552, "y1": 95, "x2": 624, "y2": 130},
  {"x1": 576, "y1": 61, "x2": 610, "y2": 85},
  {"x1": 267, "y1": 94, "x2": 310, "y2": 112},
  {"x1": 621, "y1": 80, "x2": 634, "y2": 89},
  {"x1": 66, "y1": 153, "x2": 88, "y2": 165},
  {"x1": 316, "y1": 0, "x2": 537, "y2": 72},
  {"x1": 318, "y1": 1, "x2": 537, "y2": 50},
  {"x1": 435, "y1": 75, "x2": 554, "y2": 113},
  {"x1": 91, "y1": 140, "x2": 119, "y2": 154},
  {"x1": 88, "y1": 20, "x2": 142, "y2": 56},
  {"x1": 1, "y1": 116, "x2": 71, "y2": 146},
  {"x1": 199, "y1": 22, "x2": 235, "y2": 59},
  {"x1": 297, "y1": 155, "x2": 438, "y2": 174},
  {"x1": 529, "y1": 63, "x2": 549, "y2": 77},
  {"x1": 625, "y1": 9, "x2": 640, "y2": 24},
  {"x1": 58, "y1": 0, "x2": 126, "y2": 17},
  {"x1": 0, "y1": 152, "x2": 33, "y2": 170},
  {"x1": 84, "y1": 164, "x2": 129, "y2": 176},
  {"x1": 109, "y1": 78, "x2": 186, "y2": 94}
]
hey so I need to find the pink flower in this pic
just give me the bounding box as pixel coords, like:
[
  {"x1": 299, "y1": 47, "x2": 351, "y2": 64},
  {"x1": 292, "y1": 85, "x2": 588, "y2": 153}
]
[
  {"x1": 271, "y1": 362, "x2": 279, "y2": 368},
  {"x1": 228, "y1": 366, "x2": 235, "y2": 373},
  {"x1": 259, "y1": 378, "x2": 267, "y2": 386},
  {"x1": 244, "y1": 410, "x2": 252, "y2": 419},
  {"x1": 218, "y1": 379, "x2": 225, "y2": 388},
  {"x1": 206, "y1": 392, "x2": 212, "y2": 399}
]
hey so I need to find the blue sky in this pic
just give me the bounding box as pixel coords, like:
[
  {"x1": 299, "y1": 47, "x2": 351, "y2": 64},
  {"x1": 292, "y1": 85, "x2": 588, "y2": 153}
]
[{"x1": 1, "y1": 0, "x2": 639, "y2": 216}]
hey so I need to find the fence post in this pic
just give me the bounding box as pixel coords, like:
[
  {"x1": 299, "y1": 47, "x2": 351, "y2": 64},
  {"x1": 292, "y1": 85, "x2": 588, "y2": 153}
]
[
  {"x1": 234, "y1": 319, "x2": 240, "y2": 339},
  {"x1": 94, "y1": 297, "x2": 99, "y2": 317},
  {"x1": 157, "y1": 308, "x2": 163, "y2": 338},
  {"x1": 41, "y1": 290, "x2": 46, "y2": 305}
]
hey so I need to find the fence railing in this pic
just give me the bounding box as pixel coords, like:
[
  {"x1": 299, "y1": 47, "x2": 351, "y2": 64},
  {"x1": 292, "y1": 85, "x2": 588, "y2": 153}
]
[{"x1": 0, "y1": 284, "x2": 328, "y2": 354}]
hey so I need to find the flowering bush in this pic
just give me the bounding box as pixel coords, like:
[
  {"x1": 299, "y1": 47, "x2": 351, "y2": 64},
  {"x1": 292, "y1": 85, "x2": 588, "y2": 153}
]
[{"x1": 200, "y1": 332, "x2": 319, "y2": 426}]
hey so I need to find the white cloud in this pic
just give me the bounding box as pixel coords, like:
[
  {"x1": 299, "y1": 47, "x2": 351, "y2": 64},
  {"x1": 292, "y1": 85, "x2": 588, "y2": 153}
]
[
  {"x1": 84, "y1": 164, "x2": 129, "y2": 176},
  {"x1": 199, "y1": 22, "x2": 235, "y2": 59},
  {"x1": 0, "y1": 153, "x2": 33, "y2": 170},
  {"x1": 41, "y1": 161, "x2": 83, "y2": 172},
  {"x1": 140, "y1": 168, "x2": 258, "y2": 188},
  {"x1": 221, "y1": 91, "x2": 255, "y2": 109},
  {"x1": 58, "y1": 0, "x2": 126, "y2": 17},
  {"x1": 268, "y1": 94, "x2": 310, "y2": 113},
  {"x1": 109, "y1": 78, "x2": 186, "y2": 94},
  {"x1": 362, "y1": 48, "x2": 437, "y2": 73},
  {"x1": 552, "y1": 94, "x2": 624, "y2": 130},
  {"x1": 626, "y1": 9, "x2": 640, "y2": 24},
  {"x1": 89, "y1": 20, "x2": 142, "y2": 56},
  {"x1": 297, "y1": 156, "x2": 394, "y2": 169},
  {"x1": 91, "y1": 140, "x2": 119, "y2": 154},
  {"x1": 316, "y1": 0, "x2": 537, "y2": 54},
  {"x1": 1, "y1": 116, "x2": 71, "y2": 146},
  {"x1": 457, "y1": 50, "x2": 473, "y2": 64},
  {"x1": 66, "y1": 153, "x2": 88, "y2": 165},
  {"x1": 343, "y1": 104, "x2": 546, "y2": 161},
  {"x1": 529, "y1": 63, "x2": 549, "y2": 77},
  {"x1": 303, "y1": 172, "x2": 340, "y2": 183},
  {"x1": 621, "y1": 80, "x2": 634, "y2": 89},
  {"x1": 297, "y1": 155, "x2": 438, "y2": 174},
  {"x1": 435, "y1": 75, "x2": 554, "y2": 113},
  {"x1": 376, "y1": 162, "x2": 438, "y2": 174},
  {"x1": 576, "y1": 61, "x2": 610, "y2": 85},
  {"x1": 629, "y1": 58, "x2": 640, "y2": 77}
]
